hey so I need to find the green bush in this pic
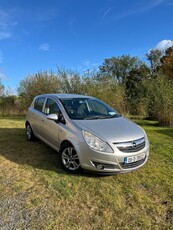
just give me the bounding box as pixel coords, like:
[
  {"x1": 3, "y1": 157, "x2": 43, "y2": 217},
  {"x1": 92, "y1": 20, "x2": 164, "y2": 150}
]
[
  {"x1": 146, "y1": 75, "x2": 173, "y2": 126},
  {"x1": 17, "y1": 71, "x2": 60, "y2": 109}
]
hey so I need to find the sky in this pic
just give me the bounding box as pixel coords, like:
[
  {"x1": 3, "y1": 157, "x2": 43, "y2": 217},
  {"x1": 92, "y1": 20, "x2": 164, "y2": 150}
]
[{"x1": 0, "y1": 0, "x2": 173, "y2": 93}]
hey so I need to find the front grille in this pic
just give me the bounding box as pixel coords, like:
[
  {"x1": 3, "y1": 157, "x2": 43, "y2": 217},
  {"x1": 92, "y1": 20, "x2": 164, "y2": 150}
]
[
  {"x1": 120, "y1": 158, "x2": 146, "y2": 169},
  {"x1": 114, "y1": 137, "x2": 145, "y2": 153}
]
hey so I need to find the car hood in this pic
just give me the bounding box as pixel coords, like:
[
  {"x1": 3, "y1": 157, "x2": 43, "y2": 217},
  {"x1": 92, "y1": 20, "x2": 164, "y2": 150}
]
[{"x1": 73, "y1": 117, "x2": 144, "y2": 143}]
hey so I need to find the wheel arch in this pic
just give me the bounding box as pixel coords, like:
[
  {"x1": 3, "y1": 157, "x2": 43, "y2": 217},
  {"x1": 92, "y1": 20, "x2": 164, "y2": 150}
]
[
  {"x1": 25, "y1": 120, "x2": 35, "y2": 141},
  {"x1": 60, "y1": 140, "x2": 73, "y2": 150},
  {"x1": 59, "y1": 139, "x2": 83, "y2": 164},
  {"x1": 25, "y1": 120, "x2": 30, "y2": 128}
]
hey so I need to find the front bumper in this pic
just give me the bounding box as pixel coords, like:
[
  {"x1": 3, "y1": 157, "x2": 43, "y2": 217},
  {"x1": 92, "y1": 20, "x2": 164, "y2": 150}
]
[{"x1": 74, "y1": 141, "x2": 149, "y2": 174}]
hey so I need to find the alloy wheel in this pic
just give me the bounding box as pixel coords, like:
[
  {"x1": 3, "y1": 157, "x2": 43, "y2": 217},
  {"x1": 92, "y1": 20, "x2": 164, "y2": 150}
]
[{"x1": 62, "y1": 147, "x2": 80, "y2": 171}]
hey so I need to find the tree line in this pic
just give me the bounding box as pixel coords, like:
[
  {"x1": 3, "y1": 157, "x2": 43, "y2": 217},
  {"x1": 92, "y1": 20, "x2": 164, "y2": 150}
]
[{"x1": 0, "y1": 46, "x2": 173, "y2": 126}]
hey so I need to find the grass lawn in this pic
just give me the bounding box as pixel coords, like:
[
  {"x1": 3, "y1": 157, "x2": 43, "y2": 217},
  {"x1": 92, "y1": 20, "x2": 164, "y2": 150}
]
[{"x1": 0, "y1": 116, "x2": 173, "y2": 229}]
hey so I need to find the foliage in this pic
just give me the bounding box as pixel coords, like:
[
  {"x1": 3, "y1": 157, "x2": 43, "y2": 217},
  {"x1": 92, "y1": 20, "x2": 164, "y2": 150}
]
[
  {"x1": 125, "y1": 64, "x2": 150, "y2": 115},
  {"x1": 58, "y1": 68, "x2": 84, "y2": 94},
  {"x1": 160, "y1": 46, "x2": 173, "y2": 80},
  {"x1": 99, "y1": 55, "x2": 146, "y2": 83},
  {"x1": 98, "y1": 55, "x2": 150, "y2": 114},
  {"x1": 145, "y1": 74, "x2": 173, "y2": 126},
  {"x1": 0, "y1": 95, "x2": 23, "y2": 116},
  {"x1": 0, "y1": 79, "x2": 5, "y2": 96},
  {"x1": 17, "y1": 71, "x2": 60, "y2": 109},
  {"x1": 146, "y1": 49, "x2": 162, "y2": 77},
  {"x1": 88, "y1": 77, "x2": 127, "y2": 114}
]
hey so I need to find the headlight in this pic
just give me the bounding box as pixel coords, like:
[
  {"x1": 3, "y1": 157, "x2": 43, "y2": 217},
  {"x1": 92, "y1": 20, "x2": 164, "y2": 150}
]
[{"x1": 82, "y1": 130, "x2": 113, "y2": 153}]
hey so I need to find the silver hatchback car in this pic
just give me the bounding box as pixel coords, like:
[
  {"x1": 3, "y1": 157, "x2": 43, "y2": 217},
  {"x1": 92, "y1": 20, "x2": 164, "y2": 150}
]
[{"x1": 26, "y1": 94, "x2": 149, "y2": 174}]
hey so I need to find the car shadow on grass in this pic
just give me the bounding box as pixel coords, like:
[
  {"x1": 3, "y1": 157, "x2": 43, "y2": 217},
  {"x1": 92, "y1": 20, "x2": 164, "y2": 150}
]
[{"x1": 0, "y1": 128, "x2": 109, "y2": 178}]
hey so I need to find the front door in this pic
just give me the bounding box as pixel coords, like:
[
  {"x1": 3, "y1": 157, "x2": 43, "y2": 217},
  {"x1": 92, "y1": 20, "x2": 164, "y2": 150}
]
[{"x1": 41, "y1": 98, "x2": 63, "y2": 151}]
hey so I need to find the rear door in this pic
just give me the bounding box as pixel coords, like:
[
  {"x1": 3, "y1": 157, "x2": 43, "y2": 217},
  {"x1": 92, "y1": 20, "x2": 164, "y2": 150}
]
[{"x1": 30, "y1": 97, "x2": 46, "y2": 137}]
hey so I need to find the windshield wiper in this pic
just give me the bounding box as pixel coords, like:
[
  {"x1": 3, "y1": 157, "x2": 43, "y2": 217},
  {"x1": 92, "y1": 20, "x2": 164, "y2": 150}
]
[
  {"x1": 102, "y1": 114, "x2": 119, "y2": 119},
  {"x1": 84, "y1": 114, "x2": 119, "y2": 120},
  {"x1": 96, "y1": 115, "x2": 116, "y2": 119},
  {"x1": 84, "y1": 116, "x2": 101, "y2": 120}
]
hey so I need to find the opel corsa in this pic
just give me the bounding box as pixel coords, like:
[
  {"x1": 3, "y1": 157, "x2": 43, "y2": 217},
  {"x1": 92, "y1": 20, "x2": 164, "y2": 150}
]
[{"x1": 26, "y1": 94, "x2": 149, "y2": 174}]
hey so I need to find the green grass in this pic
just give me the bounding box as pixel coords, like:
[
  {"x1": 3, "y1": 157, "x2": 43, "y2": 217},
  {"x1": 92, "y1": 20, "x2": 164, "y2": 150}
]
[{"x1": 0, "y1": 117, "x2": 173, "y2": 229}]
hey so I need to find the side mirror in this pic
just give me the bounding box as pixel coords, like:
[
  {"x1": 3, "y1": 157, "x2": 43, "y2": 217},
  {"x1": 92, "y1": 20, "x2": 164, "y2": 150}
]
[{"x1": 47, "y1": 114, "x2": 59, "y2": 121}]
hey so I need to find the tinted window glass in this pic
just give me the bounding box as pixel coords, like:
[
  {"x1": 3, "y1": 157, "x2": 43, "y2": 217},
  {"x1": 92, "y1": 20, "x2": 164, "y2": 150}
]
[
  {"x1": 44, "y1": 98, "x2": 65, "y2": 123},
  {"x1": 44, "y1": 98, "x2": 60, "y2": 115},
  {"x1": 88, "y1": 100, "x2": 107, "y2": 115},
  {"x1": 34, "y1": 97, "x2": 45, "y2": 112}
]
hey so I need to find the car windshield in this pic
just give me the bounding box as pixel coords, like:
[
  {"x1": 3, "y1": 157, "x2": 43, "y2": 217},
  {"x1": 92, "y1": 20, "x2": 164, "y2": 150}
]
[{"x1": 60, "y1": 98, "x2": 121, "y2": 120}]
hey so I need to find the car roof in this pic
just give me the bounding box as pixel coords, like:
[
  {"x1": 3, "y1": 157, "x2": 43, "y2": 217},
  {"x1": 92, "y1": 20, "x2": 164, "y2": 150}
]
[{"x1": 36, "y1": 93, "x2": 94, "y2": 99}]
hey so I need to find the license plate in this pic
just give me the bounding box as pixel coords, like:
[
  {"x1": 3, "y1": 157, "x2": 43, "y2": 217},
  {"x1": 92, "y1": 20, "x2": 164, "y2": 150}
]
[{"x1": 124, "y1": 153, "x2": 145, "y2": 164}]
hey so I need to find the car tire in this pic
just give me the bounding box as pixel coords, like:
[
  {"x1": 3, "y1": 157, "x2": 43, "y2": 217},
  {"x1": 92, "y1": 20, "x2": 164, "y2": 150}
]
[
  {"x1": 60, "y1": 143, "x2": 82, "y2": 173},
  {"x1": 26, "y1": 123, "x2": 35, "y2": 141}
]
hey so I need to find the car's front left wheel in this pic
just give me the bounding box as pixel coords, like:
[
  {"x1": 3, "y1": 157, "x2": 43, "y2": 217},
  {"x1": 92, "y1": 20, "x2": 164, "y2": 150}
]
[{"x1": 60, "y1": 143, "x2": 82, "y2": 173}]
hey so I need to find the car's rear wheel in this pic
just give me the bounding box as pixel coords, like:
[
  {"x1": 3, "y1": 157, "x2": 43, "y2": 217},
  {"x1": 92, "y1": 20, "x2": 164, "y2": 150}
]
[
  {"x1": 26, "y1": 123, "x2": 35, "y2": 141},
  {"x1": 60, "y1": 143, "x2": 82, "y2": 173}
]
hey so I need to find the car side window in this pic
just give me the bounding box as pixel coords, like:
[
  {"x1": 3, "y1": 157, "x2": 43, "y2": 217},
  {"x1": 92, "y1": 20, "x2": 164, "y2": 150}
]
[
  {"x1": 44, "y1": 98, "x2": 65, "y2": 124},
  {"x1": 44, "y1": 98, "x2": 60, "y2": 115},
  {"x1": 34, "y1": 97, "x2": 45, "y2": 112}
]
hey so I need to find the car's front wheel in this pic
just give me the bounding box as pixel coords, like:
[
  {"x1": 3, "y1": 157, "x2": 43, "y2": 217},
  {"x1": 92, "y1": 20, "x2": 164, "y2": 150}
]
[
  {"x1": 60, "y1": 143, "x2": 82, "y2": 173},
  {"x1": 26, "y1": 123, "x2": 35, "y2": 141}
]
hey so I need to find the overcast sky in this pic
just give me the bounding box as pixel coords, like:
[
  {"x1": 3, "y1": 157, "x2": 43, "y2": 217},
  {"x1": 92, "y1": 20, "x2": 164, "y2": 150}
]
[{"x1": 0, "y1": 0, "x2": 173, "y2": 92}]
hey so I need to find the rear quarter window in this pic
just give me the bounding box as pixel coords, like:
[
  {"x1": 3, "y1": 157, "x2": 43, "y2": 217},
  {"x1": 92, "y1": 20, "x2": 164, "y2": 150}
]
[{"x1": 34, "y1": 97, "x2": 45, "y2": 112}]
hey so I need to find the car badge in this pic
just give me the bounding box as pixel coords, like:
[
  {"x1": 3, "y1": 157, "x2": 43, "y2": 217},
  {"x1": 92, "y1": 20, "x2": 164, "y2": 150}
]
[{"x1": 132, "y1": 141, "x2": 137, "y2": 148}]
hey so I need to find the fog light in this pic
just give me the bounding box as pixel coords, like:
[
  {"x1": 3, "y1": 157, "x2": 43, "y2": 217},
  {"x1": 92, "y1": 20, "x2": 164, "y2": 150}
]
[{"x1": 96, "y1": 164, "x2": 104, "y2": 170}]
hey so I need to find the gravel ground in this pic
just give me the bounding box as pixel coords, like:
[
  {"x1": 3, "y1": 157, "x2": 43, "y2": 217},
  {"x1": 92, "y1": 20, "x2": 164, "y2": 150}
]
[{"x1": 0, "y1": 192, "x2": 46, "y2": 230}]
